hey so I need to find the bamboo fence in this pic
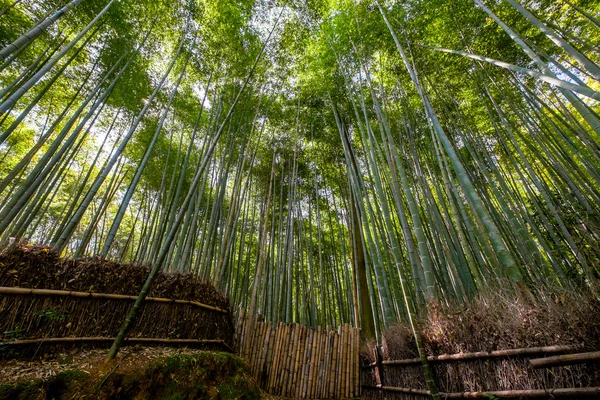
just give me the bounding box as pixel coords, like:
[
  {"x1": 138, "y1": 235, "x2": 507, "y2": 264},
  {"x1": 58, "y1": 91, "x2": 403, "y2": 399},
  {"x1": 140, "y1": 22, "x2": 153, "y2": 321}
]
[
  {"x1": 363, "y1": 344, "x2": 600, "y2": 399},
  {"x1": 235, "y1": 312, "x2": 361, "y2": 399},
  {"x1": 0, "y1": 286, "x2": 234, "y2": 351}
]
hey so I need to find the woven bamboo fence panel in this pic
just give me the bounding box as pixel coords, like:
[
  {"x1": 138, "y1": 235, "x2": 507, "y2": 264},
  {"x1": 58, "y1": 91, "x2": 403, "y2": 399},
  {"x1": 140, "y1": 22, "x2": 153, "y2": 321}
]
[
  {"x1": 0, "y1": 287, "x2": 234, "y2": 353},
  {"x1": 235, "y1": 313, "x2": 360, "y2": 399}
]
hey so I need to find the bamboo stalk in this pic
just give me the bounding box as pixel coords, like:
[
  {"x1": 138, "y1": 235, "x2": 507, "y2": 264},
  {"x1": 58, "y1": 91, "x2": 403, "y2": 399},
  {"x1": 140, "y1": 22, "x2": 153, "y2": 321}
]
[
  {"x1": 374, "y1": 344, "x2": 584, "y2": 366},
  {"x1": 365, "y1": 385, "x2": 600, "y2": 398},
  {"x1": 530, "y1": 351, "x2": 600, "y2": 368},
  {"x1": 0, "y1": 286, "x2": 227, "y2": 313}
]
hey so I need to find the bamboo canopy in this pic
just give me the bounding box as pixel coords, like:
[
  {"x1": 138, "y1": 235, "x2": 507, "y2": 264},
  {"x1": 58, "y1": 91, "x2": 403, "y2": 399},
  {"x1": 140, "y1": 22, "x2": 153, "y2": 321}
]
[{"x1": 0, "y1": 0, "x2": 599, "y2": 389}]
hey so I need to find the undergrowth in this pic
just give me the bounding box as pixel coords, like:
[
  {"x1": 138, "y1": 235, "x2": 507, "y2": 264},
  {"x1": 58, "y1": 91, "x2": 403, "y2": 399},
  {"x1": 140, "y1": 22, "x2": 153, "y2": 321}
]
[{"x1": 0, "y1": 351, "x2": 259, "y2": 400}]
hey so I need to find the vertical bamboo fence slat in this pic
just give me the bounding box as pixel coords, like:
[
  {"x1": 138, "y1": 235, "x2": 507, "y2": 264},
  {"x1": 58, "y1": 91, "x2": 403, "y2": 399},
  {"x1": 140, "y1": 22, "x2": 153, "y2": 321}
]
[{"x1": 235, "y1": 315, "x2": 361, "y2": 399}]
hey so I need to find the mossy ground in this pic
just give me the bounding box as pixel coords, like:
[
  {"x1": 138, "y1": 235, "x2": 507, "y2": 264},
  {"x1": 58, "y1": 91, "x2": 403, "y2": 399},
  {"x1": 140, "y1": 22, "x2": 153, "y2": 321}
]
[{"x1": 0, "y1": 350, "x2": 259, "y2": 400}]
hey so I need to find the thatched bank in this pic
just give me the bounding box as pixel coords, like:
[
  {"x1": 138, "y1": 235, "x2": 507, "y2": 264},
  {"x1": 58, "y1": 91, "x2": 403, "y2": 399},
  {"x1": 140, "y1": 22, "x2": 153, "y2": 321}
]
[
  {"x1": 362, "y1": 289, "x2": 600, "y2": 399},
  {"x1": 0, "y1": 244, "x2": 234, "y2": 356}
]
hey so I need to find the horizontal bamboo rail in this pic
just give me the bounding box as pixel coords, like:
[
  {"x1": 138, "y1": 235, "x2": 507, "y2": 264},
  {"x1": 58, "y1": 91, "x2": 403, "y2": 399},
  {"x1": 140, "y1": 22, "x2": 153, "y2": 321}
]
[
  {"x1": 235, "y1": 313, "x2": 360, "y2": 399},
  {"x1": 0, "y1": 337, "x2": 232, "y2": 351},
  {"x1": 364, "y1": 344, "x2": 583, "y2": 367},
  {"x1": 365, "y1": 385, "x2": 600, "y2": 398},
  {"x1": 0, "y1": 286, "x2": 227, "y2": 313},
  {"x1": 530, "y1": 351, "x2": 600, "y2": 369}
]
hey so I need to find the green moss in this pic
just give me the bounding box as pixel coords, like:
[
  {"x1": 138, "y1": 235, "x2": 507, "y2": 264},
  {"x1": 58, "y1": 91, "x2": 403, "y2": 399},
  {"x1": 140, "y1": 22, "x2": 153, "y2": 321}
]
[
  {"x1": 217, "y1": 375, "x2": 260, "y2": 400},
  {"x1": 1, "y1": 352, "x2": 257, "y2": 400},
  {"x1": 0, "y1": 381, "x2": 39, "y2": 400},
  {"x1": 0, "y1": 369, "x2": 88, "y2": 400}
]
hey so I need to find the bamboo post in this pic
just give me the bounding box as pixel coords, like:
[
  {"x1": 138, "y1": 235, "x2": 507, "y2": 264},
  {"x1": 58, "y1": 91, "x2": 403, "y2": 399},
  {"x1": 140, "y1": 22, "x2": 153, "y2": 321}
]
[
  {"x1": 329, "y1": 331, "x2": 338, "y2": 398},
  {"x1": 322, "y1": 328, "x2": 329, "y2": 396},
  {"x1": 298, "y1": 329, "x2": 308, "y2": 399},
  {"x1": 322, "y1": 328, "x2": 330, "y2": 397},
  {"x1": 278, "y1": 323, "x2": 290, "y2": 395},
  {"x1": 248, "y1": 319, "x2": 259, "y2": 371},
  {"x1": 283, "y1": 323, "x2": 297, "y2": 396},
  {"x1": 350, "y1": 325, "x2": 355, "y2": 398},
  {"x1": 242, "y1": 315, "x2": 252, "y2": 359},
  {"x1": 308, "y1": 326, "x2": 317, "y2": 399},
  {"x1": 294, "y1": 324, "x2": 305, "y2": 396},
  {"x1": 346, "y1": 324, "x2": 351, "y2": 398},
  {"x1": 268, "y1": 322, "x2": 283, "y2": 392},
  {"x1": 355, "y1": 328, "x2": 360, "y2": 397},
  {"x1": 313, "y1": 326, "x2": 324, "y2": 399},
  {"x1": 257, "y1": 321, "x2": 271, "y2": 382},
  {"x1": 308, "y1": 326, "x2": 319, "y2": 398},
  {"x1": 374, "y1": 345, "x2": 385, "y2": 386},
  {"x1": 234, "y1": 308, "x2": 245, "y2": 353},
  {"x1": 341, "y1": 324, "x2": 348, "y2": 398},
  {"x1": 312, "y1": 327, "x2": 324, "y2": 399},
  {"x1": 266, "y1": 323, "x2": 276, "y2": 391},
  {"x1": 349, "y1": 327, "x2": 355, "y2": 398},
  {"x1": 336, "y1": 327, "x2": 342, "y2": 398},
  {"x1": 284, "y1": 323, "x2": 296, "y2": 395},
  {"x1": 317, "y1": 328, "x2": 326, "y2": 398},
  {"x1": 284, "y1": 323, "x2": 300, "y2": 397},
  {"x1": 263, "y1": 325, "x2": 275, "y2": 387},
  {"x1": 256, "y1": 321, "x2": 268, "y2": 375},
  {"x1": 301, "y1": 329, "x2": 314, "y2": 399},
  {"x1": 250, "y1": 320, "x2": 263, "y2": 377},
  {"x1": 293, "y1": 324, "x2": 306, "y2": 397}
]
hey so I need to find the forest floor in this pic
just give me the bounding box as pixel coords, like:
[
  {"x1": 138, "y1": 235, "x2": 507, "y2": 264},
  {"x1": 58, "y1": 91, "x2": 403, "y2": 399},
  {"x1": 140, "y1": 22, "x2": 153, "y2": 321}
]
[
  {"x1": 0, "y1": 346, "x2": 260, "y2": 399},
  {"x1": 0, "y1": 346, "x2": 360, "y2": 399},
  {"x1": 0, "y1": 346, "x2": 198, "y2": 384}
]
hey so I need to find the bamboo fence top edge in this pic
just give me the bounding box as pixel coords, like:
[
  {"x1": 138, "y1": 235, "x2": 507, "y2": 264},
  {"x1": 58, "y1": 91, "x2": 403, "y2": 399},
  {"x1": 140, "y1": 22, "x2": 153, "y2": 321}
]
[
  {"x1": 0, "y1": 286, "x2": 228, "y2": 313},
  {"x1": 363, "y1": 344, "x2": 584, "y2": 367},
  {"x1": 0, "y1": 337, "x2": 233, "y2": 352}
]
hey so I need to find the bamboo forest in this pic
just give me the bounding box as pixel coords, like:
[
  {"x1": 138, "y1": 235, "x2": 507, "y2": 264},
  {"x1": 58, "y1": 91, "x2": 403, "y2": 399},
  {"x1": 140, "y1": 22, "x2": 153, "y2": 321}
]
[{"x1": 0, "y1": 0, "x2": 599, "y2": 399}]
